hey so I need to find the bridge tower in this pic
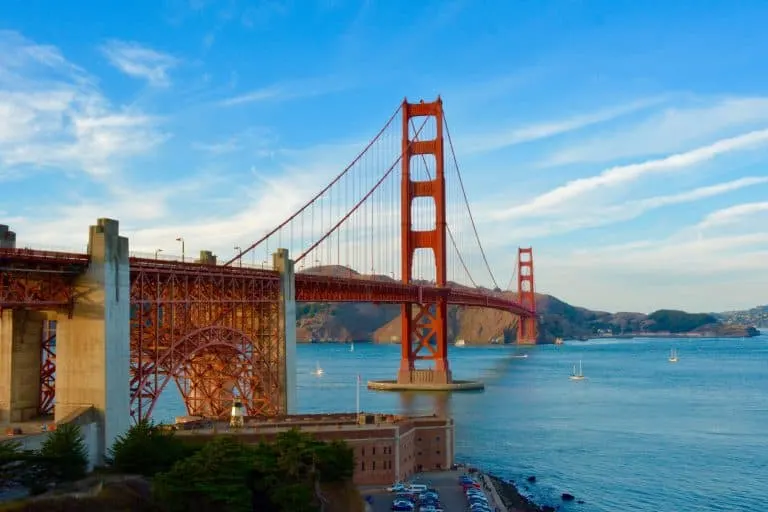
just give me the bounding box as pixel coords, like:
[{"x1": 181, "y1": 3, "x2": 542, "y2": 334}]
[
  {"x1": 517, "y1": 247, "x2": 538, "y2": 344},
  {"x1": 397, "y1": 98, "x2": 452, "y2": 386}
]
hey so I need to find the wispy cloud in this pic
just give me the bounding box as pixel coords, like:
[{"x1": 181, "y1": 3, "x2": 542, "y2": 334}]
[
  {"x1": 460, "y1": 97, "x2": 665, "y2": 154},
  {"x1": 218, "y1": 76, "x2": 351, "y2": 107},
  {"x1": 10, "y1": 136, "x2": 364, "y2": 261},
  {"x1": 696, "y1": 201, "x2": 768, "y2": 230},
  {"x1": 493, "y1": 129, "x2": 768, "y2": 221},
  {"x1": 191, "y1": 127, "x2": 277, "y2": 155},
  {"x1": 479, "y1": 176, "x2": 768, "y2": 242},
  {"x1": 219, "y1": 85, "x2": 283, "y2": 106},
  {"x1": 537, "y1": 224, "x2": 768, "y2": 312},
  {"x1": 0, "y1": 31, "x2": 166, "y2": 178},
  {"x1": 101, "y1": 40, "x2": 179, "y2": 87},
  {"x1": 544, "y1": 96, "x2": 768, "y2": 166}
]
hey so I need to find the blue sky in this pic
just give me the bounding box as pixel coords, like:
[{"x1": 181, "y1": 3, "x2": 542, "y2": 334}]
[{"x1": 1, "y1": 0, "x2": 768, "y2": 313}]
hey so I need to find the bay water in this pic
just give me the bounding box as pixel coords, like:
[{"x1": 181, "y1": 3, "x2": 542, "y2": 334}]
[{"x1": 154, "y1": 335, "x2": 768, "y2": 511}]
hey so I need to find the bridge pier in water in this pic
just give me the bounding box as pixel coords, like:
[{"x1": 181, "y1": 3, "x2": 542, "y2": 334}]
[{"x1": 368, "y1": 97, "x2": 484, "y2": 392}]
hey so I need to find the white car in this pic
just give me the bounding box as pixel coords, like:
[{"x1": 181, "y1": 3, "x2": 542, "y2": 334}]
[{"x1": 387, "y1": 483, "x2": 408, "y2": 492}]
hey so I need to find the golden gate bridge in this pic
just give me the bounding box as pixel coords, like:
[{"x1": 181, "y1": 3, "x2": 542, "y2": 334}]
[{"x1": 0, "y1": 97, "x2": 536, "y2": 427}]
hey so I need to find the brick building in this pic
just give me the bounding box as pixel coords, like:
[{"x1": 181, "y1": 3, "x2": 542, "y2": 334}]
[{"x1": 175, "y1": 412, "x2": 455, "y2": 485}]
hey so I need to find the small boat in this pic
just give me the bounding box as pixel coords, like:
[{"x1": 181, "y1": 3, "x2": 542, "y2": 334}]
[
  {"x1": 350, "y1": 341, "x2": 355, "y2": 352},
  {"x1": 668, "y1": 348, "x2": 678, "y2": 363},
  {"x1": 569, "y1": 360, "x2": 585, "y2": 381},
  {"x1": 455, "y1": 339, "x2": 466, "y2": 347},
  {"x1": 554, "y1": 337, "x2": 564, "y2": 345},
  {"x1": 511, "y1": 354, "x2": 528, "y2": 359},
  {"x1": 311, "y1": 362, "x2": 324, "y2": 376}
]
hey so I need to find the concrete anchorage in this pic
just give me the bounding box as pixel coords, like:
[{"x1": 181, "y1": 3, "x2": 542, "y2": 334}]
[
  {"x1": 0, "y1": 310, "x2": 45, "y2": 423},
  {"x1": 0, "y1": 224, "x2": 16, "y2": 248},
  {"x1": 55, "y1": 218, "x2": 131, "y2": 465}
]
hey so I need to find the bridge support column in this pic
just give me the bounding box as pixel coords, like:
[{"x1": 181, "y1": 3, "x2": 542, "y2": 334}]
[
  {"x1": 517, "y1": 247, "x2": 538, "y2": 344},
  {"x1": 55, "y1": 218, "x2": 130, "y2": 464},
  {"x1": 0, "y1": 224, "x2": 16, "y2": 248},
  {"x1": 0, "y1": 310, "x2": 45, "y2": 423},
  {"x1": 397, "y1": 98, "x2": 452, "y2": 386},
  {"x1": 273, "y1": 248, "x2": 297, "y2": 414}
]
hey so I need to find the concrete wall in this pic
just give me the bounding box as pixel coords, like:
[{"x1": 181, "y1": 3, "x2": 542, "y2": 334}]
[
  {"x1": 0, "y1": 224, "x2": 16, "y2": 249},
  {"x1": 0, "y1": 310, "x2": 44, "y2": 422},
  {"x1": 274, "y1": 249, "x2": 297, "y2": 414},
  {"x1": 55, "y1": 219, "x2": 131, "y2": 465}
]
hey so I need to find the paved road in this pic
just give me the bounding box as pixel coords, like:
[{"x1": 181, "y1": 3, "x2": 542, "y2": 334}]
[{"x1": 364, "y1": 470, "x2": 492, "y2": 512}]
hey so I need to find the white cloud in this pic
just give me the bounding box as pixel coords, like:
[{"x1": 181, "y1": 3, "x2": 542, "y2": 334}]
[
  {"x1": 191, "y1": 127, "x2": 275, "y2": 155},
  {"x1": 538, "y1": 230, "x2": 768, "y2": 312},
  {"x1": 459, "y1": 97, "x2": 665, "y2": 154},
  {"x1": 481, "y1": 176, "x2": 768, "y2": 241},
  {"x1": 218, "y1": 76, "x2": 351, "y2": 107},
  {"x1": 545, "y1": 96, "x2": 768, "y2": 166},
  {"x1": 696, "y1": 201, "x2": 768, "y2": 230},
  {"x1": 493, "y1": 129, "x2": 768, "y2": 221},
  {"x1": 0, "y1": 32, "x2": 166, "y2": 178},
  {"x1": 101, "y1": 40, "x2": 179, "y2": 87},
  {"x1": 10, "y1": 136, "x2": 364, "y2": 262}
]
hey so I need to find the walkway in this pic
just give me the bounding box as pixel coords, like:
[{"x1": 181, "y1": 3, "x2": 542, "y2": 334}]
[{"x1": 480, "y1": 472, "x2": 509, "y2": 511}]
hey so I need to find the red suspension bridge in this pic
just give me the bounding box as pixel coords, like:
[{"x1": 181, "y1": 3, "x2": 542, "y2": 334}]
[{"x1": 0, "y1": 98, "x2": 537, "y2": 425}]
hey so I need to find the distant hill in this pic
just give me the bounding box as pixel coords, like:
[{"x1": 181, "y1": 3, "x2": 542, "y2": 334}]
[
  {"x1": 714, "y1": 305, "x2": 768, "y2": 328},
  {"x1": 295, "y1": 266, "x2": 760, "y2": 343}
]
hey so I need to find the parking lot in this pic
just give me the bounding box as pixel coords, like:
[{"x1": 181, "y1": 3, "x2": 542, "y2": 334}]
[{"x1": 364, "y1": 470, "x2": 490, "y2": 512}]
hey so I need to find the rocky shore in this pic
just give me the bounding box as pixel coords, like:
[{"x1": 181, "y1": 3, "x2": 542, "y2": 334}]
[{"x1": 486, "y1": 474, "x2": 546, "y2": 512}]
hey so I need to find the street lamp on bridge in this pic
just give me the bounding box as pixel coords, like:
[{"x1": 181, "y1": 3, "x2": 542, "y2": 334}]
[
  {"x1": 234, "y1": 246, "x2": 242, "y2": 268},
  {"x1": 175, "y1": 237, "x2": 185, "y2": 262},
  {"x1": 154, "y1": 248, "x2": 163, "y2": 259}
]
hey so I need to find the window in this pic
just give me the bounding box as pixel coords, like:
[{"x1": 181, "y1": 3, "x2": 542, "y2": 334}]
[
  {"x1": 373, "y1": 447, "x2": 376, "y2": 455},
  {"x1": 362, "y1": 447, "x2": 365, "y2": 456},
  {"x1": 373, "y1": 461, "x2": 376, "y2": 470},
  {"x1": 361, "y1": 461, "x2": 365, "y2": 471}
]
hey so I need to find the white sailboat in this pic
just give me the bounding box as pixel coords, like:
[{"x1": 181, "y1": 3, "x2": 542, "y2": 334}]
[
  {"x1": 668, "y1": 348, "x2": 678, "y2": 363},
  {"x1": 311, "y1": 361, "x2": 324, "y2": 376},
  {"x1": 350, "y1": 341, "x2": 355, "y2": 352},
  {"x1": 569, "y1": 360, "x2": 585, "y2": 381},
  {"x1": 455, "y1": 339, "x2": 466, "y2": 347}
]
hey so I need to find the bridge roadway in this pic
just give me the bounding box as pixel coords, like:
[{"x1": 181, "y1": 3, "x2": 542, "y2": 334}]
[{"x1": 0, "y1": 248, "x2": 535, "y2": 316}]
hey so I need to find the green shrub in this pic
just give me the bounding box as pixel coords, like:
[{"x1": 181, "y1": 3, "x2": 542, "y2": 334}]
[
  {"x1": 39, "y1": 423, "x2": 88, "y2": 482},
  {"x1": 108, "y1": 420, "x2": 190, "y2": 476}
]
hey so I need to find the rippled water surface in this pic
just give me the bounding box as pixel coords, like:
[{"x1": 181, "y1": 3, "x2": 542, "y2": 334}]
[{"x1": 155, "y1": 335, "x2": 768, "y2": 511}]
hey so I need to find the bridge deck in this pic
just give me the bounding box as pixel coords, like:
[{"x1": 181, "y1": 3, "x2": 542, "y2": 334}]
[{"x1": 0, "y1": 248, "x2": 534, "y2": 316}]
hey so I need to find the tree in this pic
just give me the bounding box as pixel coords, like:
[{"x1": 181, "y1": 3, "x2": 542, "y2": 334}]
[
  {"x1": 154, "y1": 430, "x2": 356, "y2": 512},
  {"x1": 315, "y1": 440, "x2": 354, "y2": 482},
  {"x1": 39, "y1": 423, "x2": 88, "y2": 482},
  {"x1": 108, "y1": 419, "x2": 191, "y2": 476},
  {"x1": 153, "y1": 436, "x2": 256, "y2": 512}
]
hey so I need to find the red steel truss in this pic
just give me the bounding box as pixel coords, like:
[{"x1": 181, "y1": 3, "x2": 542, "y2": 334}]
[
  {"x1": 0, "y1": 249, "x2": 87, "y2": 309},
  {"x1": 517, "y1": 247, "x2": 538, "y2": 344},
  {"x1": 39, "y1": 319, "x2": 57, "y2": 416},
  {"x1": 129, "y1": 259, "x2": 283, "y2": 421}
]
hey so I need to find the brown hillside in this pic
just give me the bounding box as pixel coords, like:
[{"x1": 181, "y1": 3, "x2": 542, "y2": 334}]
[{"x1": 294, "y1": 266, "x2": 760, "y2": 342}]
